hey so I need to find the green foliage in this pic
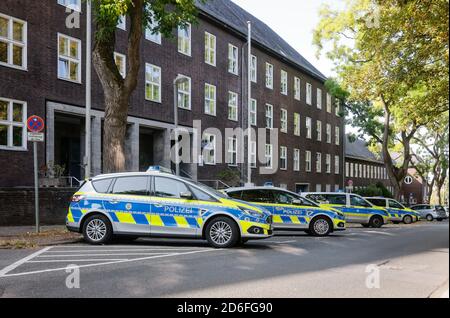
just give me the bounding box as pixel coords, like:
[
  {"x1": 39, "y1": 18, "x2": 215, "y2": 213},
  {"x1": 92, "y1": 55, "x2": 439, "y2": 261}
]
[
  {"x1": 354, "y1": 183, "x2": 393, "y2": 198},
  {"x1": 217, "y1": 168, "x2": 241, "y2": 187}
]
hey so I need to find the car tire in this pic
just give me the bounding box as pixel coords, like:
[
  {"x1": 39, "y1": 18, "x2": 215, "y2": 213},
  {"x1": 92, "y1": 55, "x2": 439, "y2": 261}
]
[
  {"x1": 309, "y1": 216, "x2": 332, "y2": 236},
  {"x1": 369, "y1": 215, "x2": 384, "y2": 228},
  {"x1": 426, "y1": 214, "x2": 434, "y2": 222},
  {"x1": 437, "y1": 218, "x2": 443, "y2": 222},
  {"x1": 205, "y1": 217, "x2": 240, "y2": 248},
  {"x1": 362, "y1": 224, "x2": 371, "y2": 228},
  {"x1": 82, "y1": 214, "x2": 113, "y2": 245},
  {"x1": 403, "y1": 215, "x2": 413, "y2": 225}
]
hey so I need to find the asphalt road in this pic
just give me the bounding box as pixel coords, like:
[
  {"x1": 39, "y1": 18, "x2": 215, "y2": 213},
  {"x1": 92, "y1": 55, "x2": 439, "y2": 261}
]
[{"x1": 0, "y1": 221, "x2": 448, "y2": 298}]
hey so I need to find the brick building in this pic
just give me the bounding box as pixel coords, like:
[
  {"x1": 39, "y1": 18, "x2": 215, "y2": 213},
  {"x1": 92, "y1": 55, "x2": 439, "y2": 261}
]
[{"x1": 0, "y1": 0, "x2": 345, "y2": 192}]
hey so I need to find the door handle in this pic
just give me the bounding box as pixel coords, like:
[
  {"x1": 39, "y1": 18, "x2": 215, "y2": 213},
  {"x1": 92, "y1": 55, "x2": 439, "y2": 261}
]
[
  {"x1": 154, "y1": 204, "x2": 163, "y2": 208},
  {"x1": 109, "y1": 200, "x2": 119, "y2": 204}
]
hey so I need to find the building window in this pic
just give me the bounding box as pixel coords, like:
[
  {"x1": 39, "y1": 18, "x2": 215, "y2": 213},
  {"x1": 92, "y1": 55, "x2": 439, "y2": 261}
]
[
  {"x1": 293, "y1": 149, "x2": 300, "y2": 171},
  {"x1": 202, "y1": 133, "x2": 216, "y2": 165},
  {"x1": 228, "y1": 91, "x2": 238, "y2": 121},
  {"x1": 327, "y1": 93, "x2": 332, "y2": 113},
  {"x1": 204, "y1": 83, "x2": 216, "y2": 116},
  {"x1": 250, "y1": 55, "x2": 257, "y2": 83},
  {"x1": 335, "y1": 126, "x2": 340, "y2": 145},
  {"x1": 178, "y1": 23, "x2": 191, "y2": 56},
  {"x1": 0, "y1": 13, "x2": 27, "y2": 69},
  {"x1": 57, "y1": 0, "x2": 81, "y2": 11},
  {"x1": 145, "y1": 14, "x2": 161, "y2": 44},
  {"x1": 228, "y1": 44, "x2": 239, "y2": 75},
  {"x1": 355, "y1": 163, "x2": 359, "y2": 178},
  {"x1": 335, "y1": 99, "x2": 341, "y2": 116},
  {"x1": 280, "y1": 108, "x2": 288, "y2": 133},
  {"x1": 145, "y1": 64, "x2": 161, "y2": 103},
  {"x1": 363, "y1": 165, "x2": 367, "y2": 178},
  {"x1": 294, "y1": 77, "x2": 301, "y2": 101},
  {"x1": 345, "y1": 162, "x2": 349, "y2": 177},
  {"x1": 306, "y1": 83, "x2": 312, "y2": 105},
  {"x1": 281, "y1": 70, "x2": 288, "y2": 95},
  {"x1": 114, "y1": 52, "x2": 126, "y2": 78},
  {"x1": 250, "y1": 98, "x2": 257, "y2": 126},
  {"x1": 325, "y1": 184, "x2": 331, "y2": 192},
  {"x1": 326, "y1": 154, "x2": 331, "y2": 174},
  {"x1": 280, "y1": 146, "x2": 287, "y2": 170},
  {"x1": 316, "y1": 152, "x2": 322, "y2": 173},
  {"x1": 306, "y1": 117, "x2": 312, "y2": 139},
  {"x1": 227, "y1": 137, "x2": 237, "y2": 166},
  {"x1": 0, "y1": 98, "x2": 26, "y2": 150},
  {"x1": 317, "y1": 88, "x2": 322, "y2": 109},
  {"x1": 265, "y1": 104, "x2": 273, "y2": 129},
  {"x1": 57, "y1": 33, "x2": 81, "y2": 83},
  {"x1": 250, "y1": 141, "x2": 257, "y2": 168},
  {"x1": 294, "y1": 113, "x2": 300, "y2": 136},
  {"x1": 177, "y1": 75, "x2": 191, "y2": 109},
  {"x1": 117, "y1": 15, "x2": 126, "y2": 30},
  {"x1": 204, "y1": 32, "x2": 216, "y2": 66},
  {"x1": 316, "y1": 184, "x2": 322, "y2": 192},
  {"x1": 359, "y1": 164, "x2": 363, "y2": 178},
  {"x1": 265, "y1": 144, "x2": 273, "y2": 169},
  {"x1": 316, "y1": 120, "x2": 322, "y2": 141},
  {"x1": 266, "y1": 63, "x2": 273, "y2": 89},
  {"x1": 305, "y1": 151, "x2": 312, "y2": 172},
  {"x1": 350, "y1": 163, "x2": 354, "y2": 177},
  {"x1": 326, "y1": 123, "x2": 331, "y2": 143},
  {"x1": 335, "y1": 156, "x2": 340, "y2": 174}
]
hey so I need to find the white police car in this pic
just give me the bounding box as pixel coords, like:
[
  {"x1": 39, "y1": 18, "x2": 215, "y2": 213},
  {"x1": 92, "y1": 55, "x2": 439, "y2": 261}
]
[{"x1": 66, "y1": 167, "x2": 273, "y2": 248}]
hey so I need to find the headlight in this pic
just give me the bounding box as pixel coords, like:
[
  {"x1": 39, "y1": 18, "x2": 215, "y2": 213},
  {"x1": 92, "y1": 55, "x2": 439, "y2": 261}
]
[{"x1": 239, "y1": 207, "x2": 263, "y2": 218}]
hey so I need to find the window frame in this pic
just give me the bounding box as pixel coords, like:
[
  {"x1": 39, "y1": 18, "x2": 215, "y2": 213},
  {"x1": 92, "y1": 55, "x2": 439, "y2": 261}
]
[
  {"x1": 335, "y1": 155, "x2": 340, "y2": 174},
  {"x1": 250, "y1": 54, "x2": 257, "y2": 83},
  {"x1": 114, "y1": 52, "x2": 126, "y2": 78},
  {"x1": 204, "y1": 32, "x2": 216, "y2": 66},
  {"x1": 265, "y1": 103, "x2": 273, "y2": 129},
  {"x1": 306, "y1": 117, "x2": 312, "y2": 139},
  {"x1": 293, "y1": 148, "x2": 300, "y2": 171},
  {"x1": 250, "y1": 98, "x2": 257, "y2": 126},
  {"x1": 176, "y1": 74, "x2": 191, "y2": 110},
  {"x1": 177, "y1": 23, "x2": 191, "y2": 56},
  {"x1": 316, "y1": 152, "x2": 322, "y2": 173},
  {"x1": 280, "y1": 108, "x2": 288, "y2": 133},
  {"x1": 335, "y1": 126, "x2": 340, "y2": 145},
  {"x1": 204, "y1": 83, "x2": 217, "y2": 116},
  {"x1": 294, "y1": 77, "x2": 301, "y2": 101},
  {"x1": 326, "y1": 123, "x2": 332, "y2": 144},
  {"x1": 57, "y1": 33, "x2": 81, "y2": 83},
  {"x1": 145, "y1": 63, "x2": 162, "y2": 103},
  {"x1": 281, "y1": 70, "x2": 288, "y2": 95},
  {"x1": 293, "y1": 113, "x2": 300, "y2": 136},
  {"x1": 0, "y1": 97, "x2": 27, "y2": 151},
  {"x1": 145, "y1": 16, "x2": 161, "y2": 44},
  {"x1": 228, "y1": 44, "x2": 239, "y2": 75},
  {"x1": 117, "y1": 15, "x2": 126, "y2": 30},
  {"x1": 202, "y1": 133, "x2": 216, "y2": 165},
  {"x1": 57, "y1": 0, "x2": 81, "y2": 12},
  {"x1": 317, "y1": 120, "x2": 322, "y2": 141},
  {"x1": 326, "y1": 154, "x2": 331, "y2": 174},
  {"x1": 326, "y1": 93, "x2": 332, "y2": 113},
  {"x1": 228, "y1": 91, "x2": 238, "y2": 121},
  {"x1": 280, "y1": 146, "x2": 287, "y2": 170},
  {"x1": 227, "y1": 136, "x2": 238, "y2": 167},
  {"x1": 305, "y1": 150, "x2": 312, "y2": 172},
  {"x1": 306, "y1": 83, "x2": 312, "y2": 105},
  {"x1": 265, "y1": 62, "x2": 273, "y2": 89},
  {"x1": 0, "y1": 13, "x2": 27, "y2": 70},
  {"x1": 265, "y1": 144, "x2": 273, "y2": 169},
  {"x1": 317, "y1": 88, "x2": 322, "y2": 109}
]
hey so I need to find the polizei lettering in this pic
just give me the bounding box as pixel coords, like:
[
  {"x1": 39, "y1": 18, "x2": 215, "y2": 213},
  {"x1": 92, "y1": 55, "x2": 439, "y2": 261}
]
[{"x1": 164, "y1": 205, "x2": 194, "y2": 214}]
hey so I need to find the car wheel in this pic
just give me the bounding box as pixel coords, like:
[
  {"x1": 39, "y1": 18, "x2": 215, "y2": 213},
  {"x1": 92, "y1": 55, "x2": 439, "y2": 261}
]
[
  {"x1": 362, "y1": 224, "x2": 371, "y2": 228},
  {"x1": 369, "y1": 215, "x2": 384, "y2": 228},
  {"x1": 437, "y1": 218, "x2": 443, "y2": 222},
  {"x1": 426, "y1": 214, "x2": 434, "y2": 222},
  {"x1": 403, "y1": 215, "x2": 413, "y2": 225},
  {"x1": 205, "y1": 217, "x2": 240, "y2": 248},
  {"x1": 309, "y1": 216, "x2": 332, "y2": 237},
  {"x1": 82, "y1": 214, "x2": 113, "y2": 245}
]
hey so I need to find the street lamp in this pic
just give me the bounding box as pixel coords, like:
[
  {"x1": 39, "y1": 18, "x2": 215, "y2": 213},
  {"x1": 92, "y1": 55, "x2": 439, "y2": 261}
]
[{"x1": 173, "y1": 75, "x2": 188, "y2": 176}]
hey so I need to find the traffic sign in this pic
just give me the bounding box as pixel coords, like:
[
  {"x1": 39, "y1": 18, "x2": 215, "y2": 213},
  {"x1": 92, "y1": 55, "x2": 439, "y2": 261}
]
[
  {"x1": 348, "y1": 180, "x2": 353, "y2": 186},
  {"x1": 27, "y1": 132, "x2": 44, "y2": 142},
  {"x1": 27, "y1": 115, "x2": 45, "y2": 133}
]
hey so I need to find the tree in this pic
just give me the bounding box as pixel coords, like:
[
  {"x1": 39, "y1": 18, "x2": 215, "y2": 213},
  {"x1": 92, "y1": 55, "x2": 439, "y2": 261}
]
[
  {"x1": 315, "y1": 0, "x2": 449, "y2": 199},
  {"x1": 92, "y1": 0, "x2": 202, "y2": 173}
]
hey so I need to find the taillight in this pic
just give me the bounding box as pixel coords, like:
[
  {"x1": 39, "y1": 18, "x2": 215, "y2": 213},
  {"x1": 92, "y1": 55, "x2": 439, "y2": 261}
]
[{"x1": 71, "y1": 195, "x2": 84, "y2": 203}]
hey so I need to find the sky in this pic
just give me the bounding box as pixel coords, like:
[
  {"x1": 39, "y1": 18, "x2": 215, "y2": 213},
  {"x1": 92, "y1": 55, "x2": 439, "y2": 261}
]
[{"x1": 231, "y1": 0, "x2": 343, "y2": 78}]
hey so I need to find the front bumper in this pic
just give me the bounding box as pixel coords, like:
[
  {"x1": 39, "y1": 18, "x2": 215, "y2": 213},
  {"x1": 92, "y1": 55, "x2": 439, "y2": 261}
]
[{"x1": 240, "y1": 220, "x2": 273, "y2": 239}]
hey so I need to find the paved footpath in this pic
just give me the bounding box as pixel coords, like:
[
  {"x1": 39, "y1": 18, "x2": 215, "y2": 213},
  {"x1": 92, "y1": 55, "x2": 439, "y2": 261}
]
[{"x1": 0, "y1": 222, "x2": 448, "y2": 298}]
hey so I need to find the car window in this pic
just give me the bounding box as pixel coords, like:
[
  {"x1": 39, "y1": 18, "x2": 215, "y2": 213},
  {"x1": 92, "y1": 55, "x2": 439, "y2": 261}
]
[
  {"x1": 92, "y1": 178, "x2": 113, "y2": 193},
  {"x1": 389, "y1": 200, "x2": 405, "y2": 209},
  {"x1": 189, "y1": 186, "x2": 216, "y2": 202},
  {"x1": 227, "y1": 191, "x2": 242, "y2": 200},
  {"x1": 112, "y1": 177, "x2": 148, "y2": 196},
  {"x1": 367, "y1": 199, "x2": 386, "y2": 207},
  {"x1": 274, "y1": 191, "x2": 317, "y2": 207},
  {"x1": 323, "y1": 194, "x2": 347, "y2": 205},
  {"x1": 350, "y1": 195, "x2": 372, "y2": 207},
  {"x1": 241, "y1": 190, "x2": 274, "y2": 203},
  {"x1": 154, "y1": 177, "x2": 189, "y2": 199},
  {"x1": 411, "y1": 205, "x2": 422, "y2": 210},
  {"x1": 305, "y1": 194, "x2": 328, "y2": 204},
  {"x1": 435, "y1": 205, "x2": 445, "y2": 211}
]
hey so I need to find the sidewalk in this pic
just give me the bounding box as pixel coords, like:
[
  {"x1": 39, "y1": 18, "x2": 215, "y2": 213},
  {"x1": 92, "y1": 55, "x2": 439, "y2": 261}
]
[{"x1": 0, "y1": 225, "x2": 82, "y2": 249}]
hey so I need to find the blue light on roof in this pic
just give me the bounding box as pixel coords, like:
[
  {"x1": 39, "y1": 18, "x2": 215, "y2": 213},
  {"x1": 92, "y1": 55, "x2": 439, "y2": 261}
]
[{"x1": 146, "y1": 166, "x2": 173, "y2": 174}]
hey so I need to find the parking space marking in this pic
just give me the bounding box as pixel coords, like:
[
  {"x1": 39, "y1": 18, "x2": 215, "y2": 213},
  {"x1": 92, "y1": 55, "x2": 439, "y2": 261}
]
[{"x1": 0, "y1": 247, "x2": 52, "y2": 277}]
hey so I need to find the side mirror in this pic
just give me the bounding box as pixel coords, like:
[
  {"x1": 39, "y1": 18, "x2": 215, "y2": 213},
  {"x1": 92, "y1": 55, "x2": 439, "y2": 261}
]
[
  {"x1": 180, "y1": 192, "x2": 193, "y2": 200},
  {"x1": 292, "y1": 199, "x2": 303, "y2": 206}
]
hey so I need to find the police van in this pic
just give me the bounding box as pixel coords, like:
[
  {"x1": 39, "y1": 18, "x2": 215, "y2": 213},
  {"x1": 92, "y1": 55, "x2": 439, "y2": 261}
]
[
  {"x1": 224, "y1": 186, "x2": 346, "y2": 236},
  {"x1": 365, "y1": 197, "x2": 420, "y2": 224},
  {"x1": 301, "y1": 192, "x2": 390, "y2": 228},
  {"x1": 66, "y1": 167, "x2": 273, "y2": 248}
]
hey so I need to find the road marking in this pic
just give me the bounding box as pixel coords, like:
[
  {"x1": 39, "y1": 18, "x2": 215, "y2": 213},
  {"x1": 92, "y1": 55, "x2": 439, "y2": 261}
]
[
  {"x1": 47, "y1": 248, "x2": 203, "y2": 253},
  {"x1": 27, "y1": 259, "x2": 143, "y2": 263},
  {"x1": 361, "y1": 231, "x2": 395, "y2": 236},
  {"x1": 37, "y1": 253, "x2": 175, "y2": 257},
  {"x1": 0, "y1": 248, "x2": 219, "y2": 278},
  {"x1": 0, "y1": 247, "x2": 52, "y2": 277}
]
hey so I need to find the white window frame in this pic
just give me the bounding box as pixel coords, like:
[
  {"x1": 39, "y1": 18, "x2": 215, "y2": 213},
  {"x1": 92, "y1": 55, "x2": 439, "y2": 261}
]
[
  {"x1": 250, "y1": 55, "x2": 257, "y2": 83},
  {"x1": 326, "y1": 154, "x2": 331, "y2": 174},
  {"x1": 203, "y1": 133, "x2": 216, "y2": 165},
  {"x1": 0, "y1": 13, "x2": 27, "y2": 70},
  {"x1": 294, "y1": 113, "x2": 300, "y2": 136},
  {"x1": 178, "y1": 23, "x2": 191, "y2": 56},
  {"x1": 227, "y1": 137, "x2": 238, "y2": 166},
  {"x1": 345, "y1": 162, "x2": 349, "y2": 177},
  {"x1": 293, "y1": 149, "x2": 300, "y2": 171},
  {"x1": 305, "y1": 151, "x2": 312, "y2": 172},
  {"x1": 265, "y1": 144, "x2": 273, "y2": 169},
  {"x1": 335, "y1": 156, "x2": 340, "y2": 174},
  {"x1": 280, "y1": 108, "x2": 288, "y2": 133},
  {"x1": 57, "y1": 0, "x2": 81, "y2": 11},
  {"x1": 204, "y1": 83, "x2": 216, "y2": 116},
  {"x1": 316, "y1": 152, "x2": 322, "y2": 173},
  {"x1": 335, "y1": 126, "x2": 340, "y2": 145},
  {"x1": 145, "y1": 63, "x2": 162, "y2": 103},
  {"x1": 250, "y1": 98, "x2": 257, "y2": 126},
  {"x1": 250, "y1": 141, "x2": 257, "y2": 168},
  {"x1": 294, "y1": 77, "x2": 301, "y2": 101},
  {"x1": 57, "y1": 33, "x2": 81, "y2": 83},
  {"x1": 306, "y1": 83, "x2": 312, "y2": 105},
  {"x1": 114, "y1": 52, "x2": 126, "y2": 78},
  {"x1": 265, "y1": 104, "x2": 273, "y2": 129},
  {"x1": 228, "y1": 91, "x2": 238, "y2": 121},
  {"x1": 327, "y1": 93, "x2": 332, "y2": 113},
  {"x1": 317, "y1": 88, "x2": 322, "y2": 109},
  {"x1": 306, "y1": 117, "x2": 312, "y2": 139},
  {"x1": 145, "y1": 14, "x2": 161, "y2": 44},
  {"x1": 335, "y1": 99, "x2": 340, "y2": 116},
  {"x1": 317, "y1": 120, "x2": 322, "y2": 141},
  {"x1": 281, "y1": 70, "x2": 288, "y2": 95},
  {"x1": 280, "y1": 146, "x2": 287, "y2": 170},
  {"x1": 228, "y1": 44, "x2": 239, "y2": 75},
  {"x1": 326, "y1": 123, "x2": 332, "y2": 144},
  {"x1": 204, "y1": 32, "x2": 216, "y2": 66},
  {"x1": 0, "y1": 97, "x2": 27, "y2": 150},
  {"x1": 177, "y1": 74, "x2": 191, "y2": 109},
  {"x1": 117, "y1": 15, "x2": 126, "y2": 30},
  {"x1": 265, "y1": 63, "x2": 273, "y2": 89}
]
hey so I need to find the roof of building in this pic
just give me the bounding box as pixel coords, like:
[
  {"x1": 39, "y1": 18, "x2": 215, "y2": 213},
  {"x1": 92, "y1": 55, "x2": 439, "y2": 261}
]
[
  {"x1": 344, "y1": 135, "x2": 384, "y2": 164},
  {"x1": 196, "y1": 0, "x2": 327, "y2": 82}
]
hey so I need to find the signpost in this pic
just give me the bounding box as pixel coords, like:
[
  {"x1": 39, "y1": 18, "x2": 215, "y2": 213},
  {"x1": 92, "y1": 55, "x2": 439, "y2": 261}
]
[
  {"x1": 27, "y1": 115, "x2": 45, "y2": 233},
  {"x1": 347, "y1": 179, "x2": 354, "y2": 193}
]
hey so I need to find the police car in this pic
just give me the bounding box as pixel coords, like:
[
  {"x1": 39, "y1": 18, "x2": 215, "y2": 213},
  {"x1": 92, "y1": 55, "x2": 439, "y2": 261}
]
[
  {"x1": 224, "y1": 187, "x2": 346, "y2": 236},
  {"x1": 301, "y1": 192, "x2": 389, "y2": 228},
  {"x1": 66, "y1": 167, "x2": 273, "y2": 248},
  {"x1": 365, "y1": 197, "x2": 420, "y2": 224}
]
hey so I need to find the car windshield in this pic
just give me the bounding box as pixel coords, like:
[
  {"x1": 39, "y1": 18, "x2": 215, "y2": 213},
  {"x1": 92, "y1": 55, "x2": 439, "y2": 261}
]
[
  {"x1": 281, "y1": 191, "x2": 319, "y2": 207},
  {"x1": 181, "y1": 178, "x2": 229, "y2": 199}
]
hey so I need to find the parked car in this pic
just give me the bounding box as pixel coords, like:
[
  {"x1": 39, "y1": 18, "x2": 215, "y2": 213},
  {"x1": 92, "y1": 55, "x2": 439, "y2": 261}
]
[
  {"x1": 66, "y1": 166, "x2": 273, "y2": 248},
  {"x1": 301, "y1": 192, "x2": 390, "y2": 228},
  {"x1": 410, "y1": 204, "x2": 449, "y2": 222},
  {"x1": 365, "y1": 197, "x2": 420, "y2": 224},
  {"x1": 224, "y1": 186, "x2": 346, "y2": 236}
]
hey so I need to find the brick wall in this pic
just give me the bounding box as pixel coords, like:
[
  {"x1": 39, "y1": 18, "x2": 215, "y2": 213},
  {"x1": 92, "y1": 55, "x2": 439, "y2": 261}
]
[{"x1": 0, "y1": 188, "x2": 73, "y2": 226}]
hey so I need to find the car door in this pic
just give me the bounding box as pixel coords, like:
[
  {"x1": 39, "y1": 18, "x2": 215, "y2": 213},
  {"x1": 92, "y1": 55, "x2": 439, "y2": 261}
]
[
  {"x1": 388, "y1": 199, "x2": 406, "y2": 221},
  {"x1": 320, "y1": 194, "x2": 350, "y2": 220},
  {"x1": 349, "y1": 195, "x2": 377, "y2": 223},
  {"x1": 271, "y1": 190, "x2": 311, "y2": 229},
  {"x1": 149, "y1": 176, "x2": 205, "y2": 237},
  {"x1": 240, "y1": 190, "x2": 275, "y2": 216},
  {"x1": 103, "y1": 176, "x2": 151, "y2": 234}
]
